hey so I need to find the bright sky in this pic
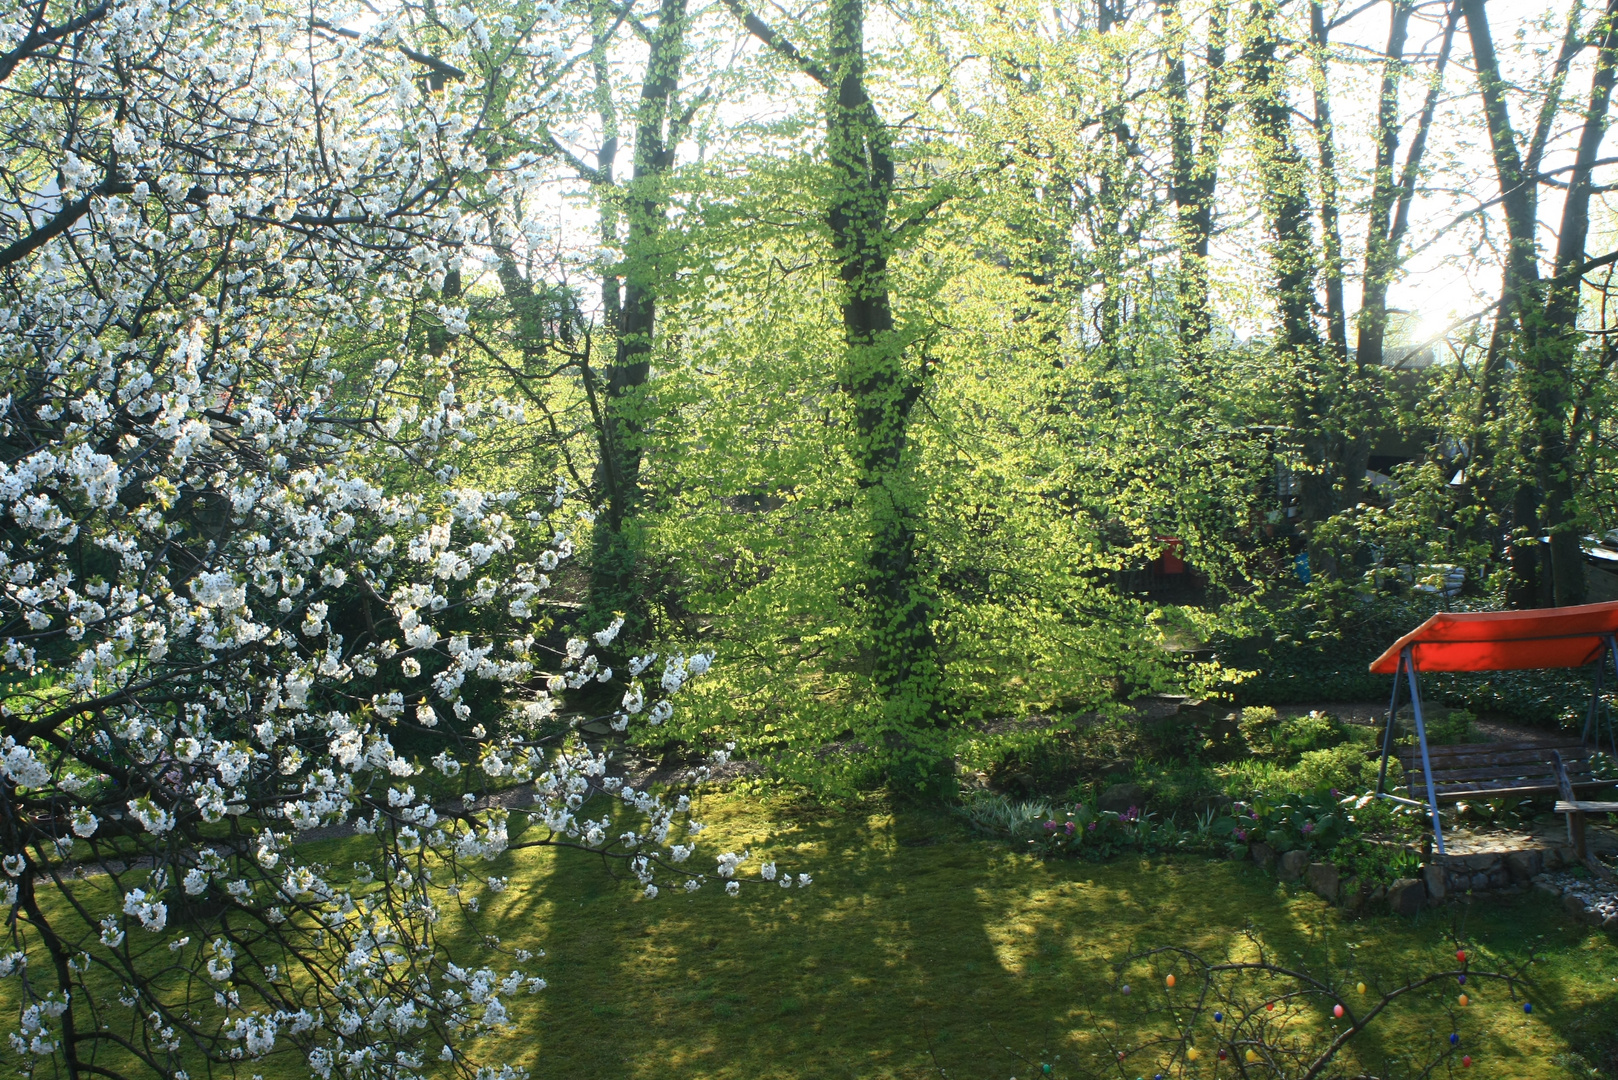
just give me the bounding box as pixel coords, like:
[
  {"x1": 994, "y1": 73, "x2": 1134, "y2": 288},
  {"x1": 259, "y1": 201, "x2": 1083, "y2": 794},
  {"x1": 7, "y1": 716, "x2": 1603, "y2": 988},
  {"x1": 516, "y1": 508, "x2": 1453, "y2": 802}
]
[{"x1": 518, "y1": 0, "x2": 1608, "y2": 357}]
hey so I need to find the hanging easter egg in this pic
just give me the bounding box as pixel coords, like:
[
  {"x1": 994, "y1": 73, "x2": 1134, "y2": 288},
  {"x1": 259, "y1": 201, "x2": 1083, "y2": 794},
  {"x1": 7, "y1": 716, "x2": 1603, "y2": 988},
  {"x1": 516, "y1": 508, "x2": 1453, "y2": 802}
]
[
  {"x1": 1266, "y1": 1001, "x2": 1275, "y2": 1011},
  {"x1": 1186, "y1": 1048, "x2": 1199, "y2": 1062},
  {"x1": 1213, "y1": 1012, "x2": 1223, "y2": 1023},
  {"x1": 1459, "y1": 993, "x2": 1469, "y2": 1007},
  {"x1": 1166, "y1": 974, "x2": 1176, "y2": 988},
  {"x1": 1450, "y1": 1034, "x2": 1459, "y2": 1046},
  {"x1": 1462, "y1": 1056, "x2": 1472, "y2": 1068},
  {"x1": 1456, "y1": 949, "x2": 1467, "y2": 963},
  {"x1": 1246, "y1": 1049, "x2": 1259, "y2": 1063},
  {"x1": 1458, "y1": 974, "x2": 1466, "y2": 985},
  {"x1": 1122, "y1": 985, "x2": 1131, "y2": 995},
  {"x1": 1523, "y1": 1002, "x2": 1532, "y2": 1014},
  {"x1": 1356, "y1": 982, "x2": 1366, "y2": 995},
  {"x1": 1042, "y1": 1065, "x2": 1052, "y2": 1075},
  {"x1": 1333, "y1": 1004, "x2": 1345, "y2": 1018}
]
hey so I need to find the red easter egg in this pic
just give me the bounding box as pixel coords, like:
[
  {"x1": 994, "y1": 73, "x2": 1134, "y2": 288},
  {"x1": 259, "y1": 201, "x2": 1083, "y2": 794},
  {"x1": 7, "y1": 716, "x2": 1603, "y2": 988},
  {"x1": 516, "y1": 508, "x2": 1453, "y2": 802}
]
[
  {"x1": 1266, "y1": 1002, "x2": 1275, "y2": 1011},
  {"x1": 1462, "y1": 1056, "x2": 1472, "y2": 1068},
  {"x1": 1333, "y1": 1004, "x2": 1344, "y2": 1018},
  {"x1": 1456, "y1": 950, "x2": 1467, "y2": 963}
]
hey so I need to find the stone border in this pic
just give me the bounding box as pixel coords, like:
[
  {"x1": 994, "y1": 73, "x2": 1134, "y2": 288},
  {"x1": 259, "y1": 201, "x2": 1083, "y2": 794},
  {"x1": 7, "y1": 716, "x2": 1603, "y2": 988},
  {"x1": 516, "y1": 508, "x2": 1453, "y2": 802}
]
[
  {"x1": 1247, "y1": 840, "x2": 1612, "y2": 921},
  {"x1": 1532, "y1": 871, "x2": 1618, "y2": 928}
]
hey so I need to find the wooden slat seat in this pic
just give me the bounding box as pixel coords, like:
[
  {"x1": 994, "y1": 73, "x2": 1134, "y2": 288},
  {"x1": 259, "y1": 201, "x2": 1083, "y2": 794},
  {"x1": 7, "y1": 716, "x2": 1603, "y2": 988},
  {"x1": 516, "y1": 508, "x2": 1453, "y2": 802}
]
[{"x1": 1391, "y1": 742, "x2": 1602, "y2": 802}]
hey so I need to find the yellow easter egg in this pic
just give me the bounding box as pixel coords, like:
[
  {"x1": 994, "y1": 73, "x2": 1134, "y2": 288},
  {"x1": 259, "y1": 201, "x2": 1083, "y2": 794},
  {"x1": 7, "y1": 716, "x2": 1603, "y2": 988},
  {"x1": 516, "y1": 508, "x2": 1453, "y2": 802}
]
[
  {"x1": 1186, "y1": 1048, "x2": 1199, "y2": 1061},
  {"x1": 1357, "y1": 982, "x2": 1366, "y2": 994},
  {"x1": 1245, "y1": 1049, "x2": 1259, "y2": 1063}
]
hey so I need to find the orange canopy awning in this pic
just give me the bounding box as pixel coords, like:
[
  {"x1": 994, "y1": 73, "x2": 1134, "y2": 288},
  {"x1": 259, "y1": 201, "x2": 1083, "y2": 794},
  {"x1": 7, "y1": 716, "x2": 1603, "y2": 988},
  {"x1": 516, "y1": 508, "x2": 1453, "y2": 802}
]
[{"x1": 1368, "y1": 601, "x2": 1618, "y2": 674}]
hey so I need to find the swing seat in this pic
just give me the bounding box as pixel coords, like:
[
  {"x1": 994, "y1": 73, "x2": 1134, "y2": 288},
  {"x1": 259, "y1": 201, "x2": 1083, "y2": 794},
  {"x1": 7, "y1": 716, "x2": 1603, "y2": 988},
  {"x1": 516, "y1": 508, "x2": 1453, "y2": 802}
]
[
  {"x1": 1369, "y1": 600, "x2": 1618, "y2": 855},
  {"x1": 1396, "y1": 741, "x2": 1599, "y2": 802}
]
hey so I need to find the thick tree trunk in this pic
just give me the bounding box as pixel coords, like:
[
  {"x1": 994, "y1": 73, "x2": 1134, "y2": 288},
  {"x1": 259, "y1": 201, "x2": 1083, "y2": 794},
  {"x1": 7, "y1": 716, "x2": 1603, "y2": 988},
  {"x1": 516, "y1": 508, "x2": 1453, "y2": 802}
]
[
  {"x1": 1535, "y1": 0, "x2": 1618, "y2": 605},
  {"x1": 1462, "y1": 0, "x2": 1548, "y2": 603},
  {"x1": 1164, "y1": 0, "x2": 1231, "y2": 359},
  {"x1": 1244, "y1": 0, "x2": 1345, "y2": 570},
  {"x1": 1353, "y1": 1, "x2": 1415, "y2": 372},
  {"x1": 825, "y1": 0, "x2": 940, "y2": 775},
  {"x1": 1462, "y1": 0, "x2": 1608, "y2": 606},
  {"x1": 724, "y1": 0, "x2": 942, "y2": 781},
  {"x1": 590, "y1": 0, "x2": 690, "y2": 623},
  {"x1": 1309, "y1": 2, "x2": 1348, "y2": 366},
  {"x1": 1243, "y1": 1, "x2": 1318, "y2": 355}
]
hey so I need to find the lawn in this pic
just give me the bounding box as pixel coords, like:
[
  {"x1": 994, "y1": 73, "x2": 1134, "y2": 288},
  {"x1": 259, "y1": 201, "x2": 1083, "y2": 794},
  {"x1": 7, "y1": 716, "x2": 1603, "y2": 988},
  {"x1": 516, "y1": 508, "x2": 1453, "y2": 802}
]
[
  {"x1": 9, "y1": 790, "x2": 1613, "y2": 1079},
  {"x1": 432, "y1": 791, "x2": 1614, "y2": 1079}
]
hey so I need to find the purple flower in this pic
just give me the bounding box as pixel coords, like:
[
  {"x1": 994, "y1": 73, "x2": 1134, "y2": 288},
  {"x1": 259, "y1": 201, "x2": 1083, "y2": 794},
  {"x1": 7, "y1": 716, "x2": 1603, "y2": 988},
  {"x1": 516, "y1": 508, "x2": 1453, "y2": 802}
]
[
  {"x1": 1234, "y1": 827, "x2": 1247, "y2": 841},
  {"x1": 1044, "y1": 821, "x2": 1059, "y2": 831},
  {"x1": 1302, "y1": 821, "x2": 1315, "y2": 834},
  {"x1": 1065, "y1": 821, "x2": 1076, "y2": 835},
  {"x1": 1087, "y1": 821, "x2": 1097, "y2": 832}
]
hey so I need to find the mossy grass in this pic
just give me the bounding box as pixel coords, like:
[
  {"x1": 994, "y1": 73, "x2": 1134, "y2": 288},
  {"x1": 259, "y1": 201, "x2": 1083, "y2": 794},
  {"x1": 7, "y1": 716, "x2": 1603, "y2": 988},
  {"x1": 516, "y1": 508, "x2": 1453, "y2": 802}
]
[
  {"x1": 7, "y1": 790, "x2": 1614, "y2": 1078},
  {"x1": 424, "y1": 793, "x2": 1616, "y2": 1077}
]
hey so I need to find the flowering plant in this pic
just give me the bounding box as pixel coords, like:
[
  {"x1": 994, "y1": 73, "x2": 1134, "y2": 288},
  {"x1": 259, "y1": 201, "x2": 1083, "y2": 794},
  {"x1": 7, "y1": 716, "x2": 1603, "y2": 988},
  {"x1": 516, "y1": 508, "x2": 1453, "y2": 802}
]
[
  {"x1": 0, "y1": 0, "x2": 798, "y2": 1076},
  {"x1": 1233, "y1": 789, "x2": 1351, "y2": 855}
]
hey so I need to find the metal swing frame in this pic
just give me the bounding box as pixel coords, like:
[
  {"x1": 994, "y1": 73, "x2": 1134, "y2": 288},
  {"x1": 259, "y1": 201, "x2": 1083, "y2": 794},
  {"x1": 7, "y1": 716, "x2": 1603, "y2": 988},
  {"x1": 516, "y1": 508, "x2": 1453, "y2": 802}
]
[{"x1": 1373, "y1": 634, "x2": 1618, "y2": 856}]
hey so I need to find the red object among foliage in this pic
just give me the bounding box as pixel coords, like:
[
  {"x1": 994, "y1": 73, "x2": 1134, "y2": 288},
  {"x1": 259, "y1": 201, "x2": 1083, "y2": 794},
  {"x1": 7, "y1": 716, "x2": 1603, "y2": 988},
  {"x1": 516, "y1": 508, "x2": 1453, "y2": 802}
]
[
  {"x1": 1156, "y1": 536, "x2": 1185, "y2": 575},
  {"x1": 1368, "y1": 601, "x2": 1618, "y2": 675}
]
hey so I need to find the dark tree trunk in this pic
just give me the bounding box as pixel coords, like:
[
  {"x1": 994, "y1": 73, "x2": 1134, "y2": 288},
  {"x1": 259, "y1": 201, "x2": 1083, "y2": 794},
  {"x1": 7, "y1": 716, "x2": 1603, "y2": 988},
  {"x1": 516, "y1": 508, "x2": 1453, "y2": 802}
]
[
  {"x1": 1352, "y1": 0, "x2": 1412, "y2": 370},
  {"x1": 1309, "y1": 2, "x2": 1348, "y2": 367},
  {"x1": 590, "y1": 0, "x2": 690, "y2": 623},
  {"x1": 1244, "y1": 0, "x2": 1344, "y2": 570},
  {"x1": 1534, "y1": 0, "x2": 1618, "y2": 605},
  {"x1": 824, "y1": 0, "x2": 940, "y2": 774},
  {"x1": 1164, "y1": 0, "x2": 1231, "y2": 359},
  {"x1": 1462, "y1": 0, "x2": 1603, "y2": 606},
  {"x1": 725, "y1": 0, "x2": 942, "y2": 780}
]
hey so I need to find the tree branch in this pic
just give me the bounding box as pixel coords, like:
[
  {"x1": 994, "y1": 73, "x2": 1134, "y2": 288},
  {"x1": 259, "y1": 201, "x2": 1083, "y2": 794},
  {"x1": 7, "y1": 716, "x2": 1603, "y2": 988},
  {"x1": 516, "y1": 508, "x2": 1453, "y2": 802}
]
[
  {"x1": 720, "y1": 0, "x2": 830, "y2": 87},
  {"x1": 0, "y1": 177, "x2": 132, "y2": 272},
  {"x1": 0, "y1": 1, "x2": 109, "y2": 83}
]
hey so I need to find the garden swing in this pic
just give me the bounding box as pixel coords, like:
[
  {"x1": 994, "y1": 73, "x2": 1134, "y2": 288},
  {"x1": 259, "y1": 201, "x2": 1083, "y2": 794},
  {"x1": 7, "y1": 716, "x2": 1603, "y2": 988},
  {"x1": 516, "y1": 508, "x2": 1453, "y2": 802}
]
[{"x1": 1369, "y1": 600, "x2": 1618, "y2": 856}]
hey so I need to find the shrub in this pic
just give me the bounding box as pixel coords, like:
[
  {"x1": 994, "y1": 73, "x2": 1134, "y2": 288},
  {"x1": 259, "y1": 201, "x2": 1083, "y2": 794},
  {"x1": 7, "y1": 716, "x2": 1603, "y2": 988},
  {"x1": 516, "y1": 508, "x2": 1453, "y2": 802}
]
[
  {"x1": 1290, "y1": 743, "x2": 1376, "y2": 792},
  {"x1": 1275, "y1": 711, "x2": 1348, "y2": 755},
  {"x1": 1238, "y1": 708, "x2": 1349, "y2": 760},
  {"x1": 1425, "y1": 707, "x2": 1476, "y2": 745},
  {"x1": 1238, "y1": 706, "x2": 1282, "y2": 755}
]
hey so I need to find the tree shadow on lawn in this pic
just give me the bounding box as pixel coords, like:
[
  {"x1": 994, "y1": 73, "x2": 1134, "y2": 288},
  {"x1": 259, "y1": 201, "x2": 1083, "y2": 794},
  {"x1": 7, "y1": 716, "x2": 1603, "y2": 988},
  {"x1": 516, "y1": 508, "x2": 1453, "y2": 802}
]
[{"x1": 470, "y1": 797, "x2": 1616, "y2": 1080}]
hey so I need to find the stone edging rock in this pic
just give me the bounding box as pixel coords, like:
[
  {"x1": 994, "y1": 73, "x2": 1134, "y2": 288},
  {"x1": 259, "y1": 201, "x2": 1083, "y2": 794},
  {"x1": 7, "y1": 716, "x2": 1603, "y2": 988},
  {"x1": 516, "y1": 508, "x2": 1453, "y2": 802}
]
[{"x1": 1247, "y1": 841, "x2": 1613, "y2": 923}]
